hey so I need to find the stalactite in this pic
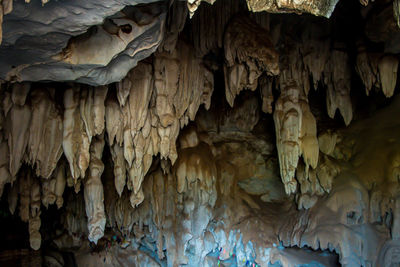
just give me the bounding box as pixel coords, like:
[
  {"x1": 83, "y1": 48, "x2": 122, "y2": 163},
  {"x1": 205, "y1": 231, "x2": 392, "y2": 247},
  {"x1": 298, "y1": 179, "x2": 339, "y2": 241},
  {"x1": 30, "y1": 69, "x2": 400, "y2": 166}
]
[
  {"x1": 299, "y1": 98, "x2": 319, "y2": 170},
  {"x1": 355, "y1": 46, "x2": 379, "y2": 95},
  {"x1": 324, "y1": 50, "x2": 353, "y2": 126},
  {"x1": 41, "y1": 175, "x2": 57, "y2": 208},
  {"x1": 84, "y1": 135, "x2": 106, "y2": 244},
  {"x1": 394, "y1": 0, "x2": 400, "y2": 28},
  {"x1": 191, "y1": 0, "x2": 242, "y2": 56},
  {"x1": 378, "y1": 55, "x2": 399, "y2": 98},
  {"x1": 11, "y1": 83, "x2": 30, "y2": 106},
  {"x1": 274, "y1": 83, "x2": 303, "y2": 194},
  {"x1": 187, "y1": 0, "x2": 216, "y2": 18},
  {"x1": 93, "y1": 86, "x2": 108, "y2": 135},
  {"x1": 19, "y1": 169, "x2": 32, "y2": 222},
  {"x1": 223, "y1": 15, "x2": 279, "y2": 107},
  {"x1": 274, "y1": 82, "x2": 319, "y2": 195},
  {"x1": 62, "y1": 87, "x2": 90, "y2": 180},
  {"x1": 7, "y1": 181, "x2": 18, "y2": 214},
  {"x1": 55, "y1": 163, "x2": 66, "y2": 209},
  {"x1": 259, "y1": 76, "x2": 274, "y2": 114},
  {"x1": 105, "y1": 97, "x2": 124, "y2": 146},
  {"x1": 27, "y1": 88, "x2": 63, "y2": 178},
  {"x1": 110, "y1": 143, "x2": 127, "y2": 197},
  {"x1": 8, "y1": 104, "x2": 31, "y2": 177},
  {"x1": 300, "y1": 23, "x2": 330, "y2": 89},
  {"x1": 160, "y1": 1, "x2": 188, "y2": 53}
]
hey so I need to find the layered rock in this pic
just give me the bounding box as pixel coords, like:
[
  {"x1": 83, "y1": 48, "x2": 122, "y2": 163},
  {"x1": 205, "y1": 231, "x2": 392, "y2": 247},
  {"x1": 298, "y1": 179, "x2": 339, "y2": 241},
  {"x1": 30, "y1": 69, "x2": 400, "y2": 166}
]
[{"x1": 0, "y1": 1, "x2": 166, "y2": 85}]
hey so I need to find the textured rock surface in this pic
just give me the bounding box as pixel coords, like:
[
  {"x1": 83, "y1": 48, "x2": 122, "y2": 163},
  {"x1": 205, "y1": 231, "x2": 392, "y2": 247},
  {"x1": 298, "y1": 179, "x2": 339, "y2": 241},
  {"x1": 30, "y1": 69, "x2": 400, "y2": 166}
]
[
  {"x1": 0, "y1": 1, "x2": 400, "y2": 267},
  {"x1": 246, "y1": 0, "x2": 339, "y2": 17},
  {"x1": 0, "y1": 0, "x2": 165, "y2": 85}
]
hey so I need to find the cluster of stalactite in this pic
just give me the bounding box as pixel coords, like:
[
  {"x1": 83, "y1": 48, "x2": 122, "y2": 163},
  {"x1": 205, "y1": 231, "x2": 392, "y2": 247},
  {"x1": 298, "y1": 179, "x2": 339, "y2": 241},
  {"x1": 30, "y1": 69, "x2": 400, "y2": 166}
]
[
  {"x1": 190, "y1": 2, "x2": 400, "y2": 198},
  {"x1": 0, "y1": 38, "x2": 214, "y2": 247}
]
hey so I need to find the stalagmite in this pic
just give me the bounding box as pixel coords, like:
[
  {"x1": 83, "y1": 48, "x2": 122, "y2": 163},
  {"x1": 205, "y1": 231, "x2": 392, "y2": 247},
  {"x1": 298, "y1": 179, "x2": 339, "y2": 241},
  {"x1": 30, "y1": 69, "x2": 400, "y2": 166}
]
[
  {"x1": 378, "y1": 55, "x2": 399, "y2": 98},
  {"x1": 224, "y1": 15, "x2": 279, "y2": 106},
  {"x1": 84, "y1": 136, "x2": 106, "y2": 244}
]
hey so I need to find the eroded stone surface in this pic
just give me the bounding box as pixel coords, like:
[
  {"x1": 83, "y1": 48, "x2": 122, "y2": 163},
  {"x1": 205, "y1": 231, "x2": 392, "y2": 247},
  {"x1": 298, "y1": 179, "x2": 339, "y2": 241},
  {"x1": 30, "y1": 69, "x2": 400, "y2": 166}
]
[{"x1": 0, "y1": 1, "x2": 399, "y2": 267}]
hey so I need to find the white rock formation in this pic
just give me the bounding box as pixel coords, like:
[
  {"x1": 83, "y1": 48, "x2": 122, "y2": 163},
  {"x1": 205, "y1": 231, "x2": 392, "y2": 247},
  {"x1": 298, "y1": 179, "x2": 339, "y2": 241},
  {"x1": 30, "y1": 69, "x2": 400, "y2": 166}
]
[{"x1": 273, "y1": 83, "x2": 319, "y2": 195}]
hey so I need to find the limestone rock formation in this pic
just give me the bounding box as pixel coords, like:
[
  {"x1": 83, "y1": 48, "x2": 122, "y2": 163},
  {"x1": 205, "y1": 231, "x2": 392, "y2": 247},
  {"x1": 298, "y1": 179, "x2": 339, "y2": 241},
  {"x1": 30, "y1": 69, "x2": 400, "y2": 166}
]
[
  {"x1": 223, "y1": 15, "x2": 279, "y2": 107},
  {"x1": 0, "y1": 1, "x2": 400, "y2": 267},
  {"x1": 246, "y1": 0, "x2": 339, "y2": 18},
  {"x1": 273, "y1": 83, "x2": 319, "y2": 194},
  {"x1": 84, "y1": 136, "x2": 106, "y2": 244}
]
